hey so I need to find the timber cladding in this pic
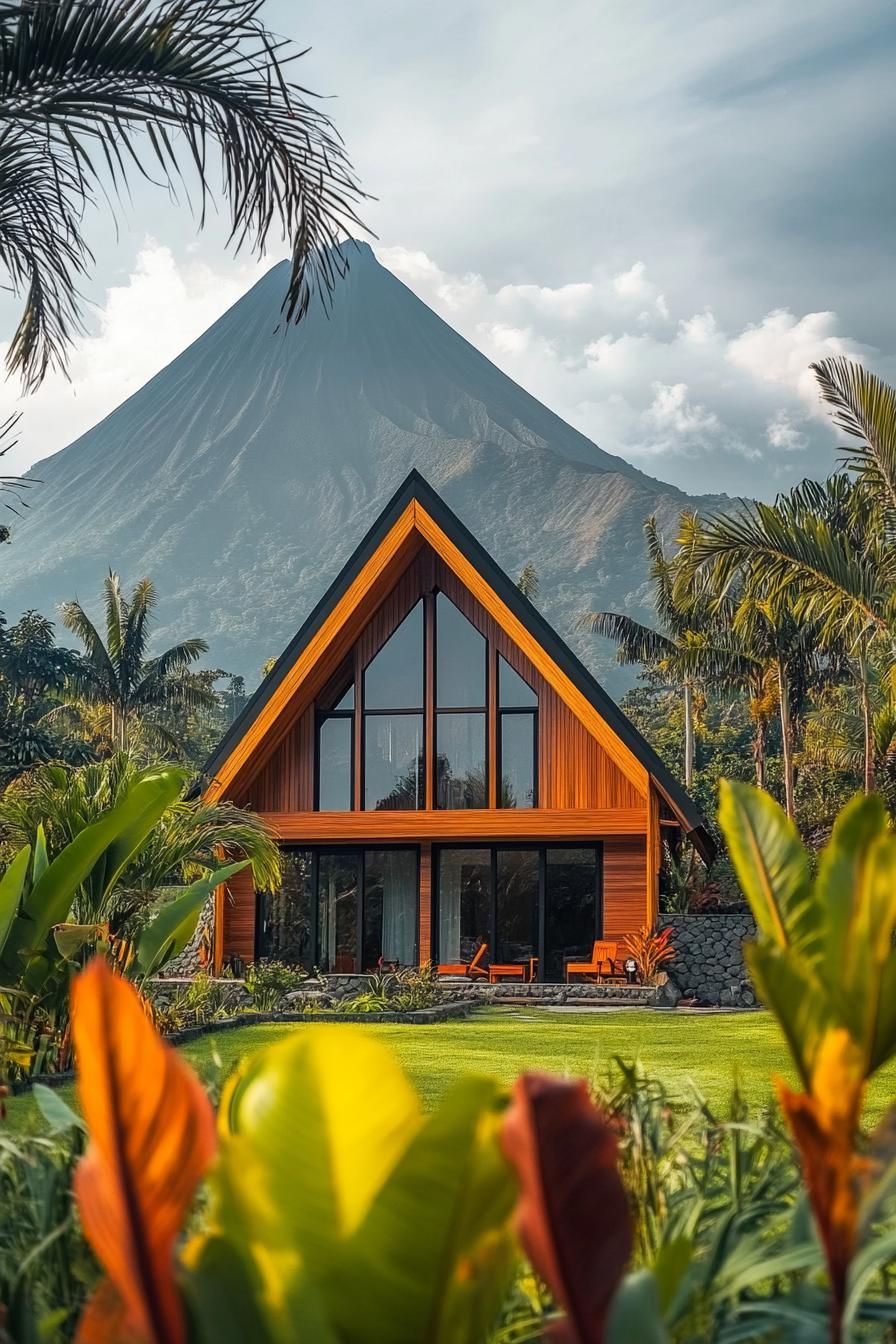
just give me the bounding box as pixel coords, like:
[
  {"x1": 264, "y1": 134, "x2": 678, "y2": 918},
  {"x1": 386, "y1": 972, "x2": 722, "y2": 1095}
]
[
  {"x1": 602, "y1": 837, "x2": 649, "y2": 945},
  {"x1": 238, "y1": 545, "x2": 641, "y2": 814}
]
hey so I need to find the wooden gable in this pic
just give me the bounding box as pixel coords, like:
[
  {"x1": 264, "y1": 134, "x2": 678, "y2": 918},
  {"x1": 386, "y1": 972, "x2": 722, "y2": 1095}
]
[{"x1": 237, "y1": 541, "x2": 644, "y2": 815}]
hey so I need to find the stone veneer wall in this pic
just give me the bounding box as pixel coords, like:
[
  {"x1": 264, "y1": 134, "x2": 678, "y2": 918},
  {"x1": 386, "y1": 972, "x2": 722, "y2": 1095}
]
[{"x1": 658, "y1": 913, "x2": 758, "y2": 1007}]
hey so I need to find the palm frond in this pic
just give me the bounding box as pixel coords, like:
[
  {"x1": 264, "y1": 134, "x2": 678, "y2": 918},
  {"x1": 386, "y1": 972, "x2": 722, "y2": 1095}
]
[
  {"x1": 579, "y1": 610, "x2": 676, "y2": 667},
  {"x1": 121, "y1": 576, "x2": 154, "y2": 695},
  {"x1": 691, "y1": 501, "x2": 893, "y2": 650},
  {"x1": 0, "y1": 125, "x2": 87, "y2": 389},
  {"x1": 137, "y1": 638, "x2": 209, "y2": 694},
  {"x1": 811, "y1": 358, "x2": 896, "y2": 531},
  {"x1": 59, "y1": 597, "x2": 117, "y2": 690},
  {"x1": 102, "y1": 571, "x2": 126, "y2": 669},
  {"x1": 0, "y1": 0, "x2": 369, "y2": 387}
]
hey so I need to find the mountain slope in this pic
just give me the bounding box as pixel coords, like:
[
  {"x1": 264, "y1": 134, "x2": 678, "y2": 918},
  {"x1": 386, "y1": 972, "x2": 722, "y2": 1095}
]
[{"x1": 1, "y1": 243, "x2": 729, "y2": 692}]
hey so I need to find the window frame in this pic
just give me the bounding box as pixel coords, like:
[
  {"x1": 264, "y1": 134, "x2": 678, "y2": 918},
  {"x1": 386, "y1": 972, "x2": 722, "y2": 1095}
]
[
  {"x1": 433, "y1": 590, "x2": 489, "y2": 810},
  {"x1": 496, "y1": 654, "x2": 538, "y2": 808},
  {"x1": 433, "y1": 842, "x2": 602, "y2": 981},
  {"x1": 361, "y1": 599, "x2": 427, "y2": 812},
  {"x1": 314, "y1": 696, "x2": 356, "y2": 811},
  {"x1": 303, "y1": 844, "x2": 421, "y2": 972}
]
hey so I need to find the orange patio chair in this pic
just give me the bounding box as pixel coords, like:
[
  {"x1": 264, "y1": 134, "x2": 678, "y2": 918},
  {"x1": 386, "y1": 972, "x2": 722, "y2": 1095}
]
[
  {"x1": 438, "y1": 941, "x2": 489, "y2": 980},
  {"x1": 565, "y1": 940, "x2": 618, "y2": 983}
]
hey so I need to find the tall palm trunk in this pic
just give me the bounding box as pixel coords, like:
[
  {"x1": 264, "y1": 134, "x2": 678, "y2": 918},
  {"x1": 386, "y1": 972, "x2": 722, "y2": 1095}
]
[
  {"x1": 683, "y1": 680, "x2": 695, "y2": 791},
  {"x1": 858, "y1": 659, "x2": 874, "y2": 794},
  {"x1": 753, "y1": 717, "x2": 767, "y2": 790},
  {"x1": 777, "y1": 662, "x2": 795, "y2": 819}
]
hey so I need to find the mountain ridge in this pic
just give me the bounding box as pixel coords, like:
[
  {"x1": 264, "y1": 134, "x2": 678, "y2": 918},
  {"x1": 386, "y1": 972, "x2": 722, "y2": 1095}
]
[{"x1": 1, "y1": 243, "x2": 730, "y2": 693}]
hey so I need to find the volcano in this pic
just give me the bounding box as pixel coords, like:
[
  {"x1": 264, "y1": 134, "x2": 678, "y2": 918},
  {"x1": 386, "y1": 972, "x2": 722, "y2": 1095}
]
[{"x1": 1, "y1": 243, "x2": 728, "y2": 691}]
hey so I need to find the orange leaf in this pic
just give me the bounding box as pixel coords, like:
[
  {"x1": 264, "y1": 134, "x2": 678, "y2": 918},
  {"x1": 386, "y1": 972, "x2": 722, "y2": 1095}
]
[
  {"x1": 72, "y1": 959, "x2": 216, "y2": 1344},
  {"x1": 76, "y1": 1279, "x2": 142, "y2": 1344},
  {"x1": 501, "y1": 1073, "x2": 632, "y2": 1344},
  {"x1": 776, "y1": 1028, "x2": 871, "y2": 1333}
]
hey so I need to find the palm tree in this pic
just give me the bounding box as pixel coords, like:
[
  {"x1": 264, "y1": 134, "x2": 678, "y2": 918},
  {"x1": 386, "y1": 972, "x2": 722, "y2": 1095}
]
[
  {"x1": 0, "y1": 753, "x2": 281, "y2": 930},
  {"x1": 581, "y1": 516, "x2": 714, "y2": 789},
  {"x1": 0, "y1": 0, "x2": 367, "y2": 391},
  {"x1": 60, "y1": 571, "x2": 216, "y2": 755},
  {"x1": 804, "y1": 672, "x2": 896, "y2": 817},
  {"x1": 517, "y1": 562, "x2": 540, "y2": 601},
  {"x1": 689, "y1": 411, "x2": 889, "y2": 795}
]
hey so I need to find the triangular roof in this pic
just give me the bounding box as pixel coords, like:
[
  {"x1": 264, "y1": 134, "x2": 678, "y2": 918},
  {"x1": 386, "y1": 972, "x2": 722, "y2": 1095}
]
[{"x1": 203, "y1": 470, "x2": 714, "y2": 861}]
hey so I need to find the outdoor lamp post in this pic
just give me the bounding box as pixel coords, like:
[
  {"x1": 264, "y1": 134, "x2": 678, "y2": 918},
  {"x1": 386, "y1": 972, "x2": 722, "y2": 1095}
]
[{"x1": 624, "y1": 957, "x2": 638, "y2": 984}]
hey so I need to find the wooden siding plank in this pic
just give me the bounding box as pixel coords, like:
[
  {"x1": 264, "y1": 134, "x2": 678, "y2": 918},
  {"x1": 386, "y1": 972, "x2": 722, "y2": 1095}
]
[
  {"x1": 419, "y1": 842, "x2": 432, "y2": 963},
  {"x1": 259, "y1": 807, "x2": 647, "y2": 841},
  {"x1": 603, "y1": 837, "x2": 648, "y2": 946},
  {"x1": 221, "y1": 865, "x2": 257, "y2": 966}
]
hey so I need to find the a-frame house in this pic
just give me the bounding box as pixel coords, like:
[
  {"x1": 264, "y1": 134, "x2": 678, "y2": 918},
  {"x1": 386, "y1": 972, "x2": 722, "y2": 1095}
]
[{"x1": 204, "y1": 471, "x2": 712, "y2": 981}]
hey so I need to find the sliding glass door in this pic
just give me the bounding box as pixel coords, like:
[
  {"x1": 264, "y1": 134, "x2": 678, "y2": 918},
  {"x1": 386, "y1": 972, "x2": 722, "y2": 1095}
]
[
  {"x1": 496, "y1": 849, "x2": 539, "y2": 967},
  {"x1": 259, "y1": 847, "x2": 418, "y2": 974},
  {"x1": 318, "y1": 852, "x2": 362, "y2": 974},
  {"x1": 437, "y1": 849, "x2": 491, "y2": 967},
  {"x1": 436, "y1": 845, "x2": 601, "y2": 981},
  {"x1": 363, "y1": 849, "x2": 417, "y2": 969},
  {"x1": 544, "y1": 848, "x2": 601, "y2": 982}
]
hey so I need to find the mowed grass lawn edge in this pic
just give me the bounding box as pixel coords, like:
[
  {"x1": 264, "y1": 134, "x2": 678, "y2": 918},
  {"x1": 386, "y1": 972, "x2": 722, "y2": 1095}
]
[{"x1": 5, "y1": 1007, "x2": 896, "y2": 1135}]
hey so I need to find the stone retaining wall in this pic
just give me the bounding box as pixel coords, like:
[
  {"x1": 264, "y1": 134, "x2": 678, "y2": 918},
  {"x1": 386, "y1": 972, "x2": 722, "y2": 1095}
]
[
  {"x1": 658, "y1": 913, "x2": 757, "y2": 1007},
  {"x1": 439, "y1": 981, "x2": 657, "y2": 1006}
]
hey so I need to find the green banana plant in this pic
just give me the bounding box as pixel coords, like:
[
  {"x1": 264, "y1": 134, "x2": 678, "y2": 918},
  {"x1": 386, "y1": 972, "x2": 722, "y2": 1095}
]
[
  {"x1": 0, "y1": 766, "x2": 230, "y2": 1080},
  {"x1": 0, "y1": 767, "x2": 188, "y2": 993}
]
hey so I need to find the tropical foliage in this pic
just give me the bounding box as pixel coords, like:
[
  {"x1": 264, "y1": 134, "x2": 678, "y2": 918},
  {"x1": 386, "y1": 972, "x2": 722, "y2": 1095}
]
[
  {"x1": 56, "y1": 573, "x2": 218, "y2": 756},
  {"x1": 0, "y1": 753, "x2": 280, "y2": 924},
  {"x1": 0, "y1": 609, "x2": 88, "y2": 783},
  {"x1": 0, "y1": 0, "x2": 366, "y2": 392},
  {"x1": 0, "y1": 764, "x2": 259, "y2": 1081},
  {"x1": 0, "y1": 788, "x2": 894, "y2": 1341}
]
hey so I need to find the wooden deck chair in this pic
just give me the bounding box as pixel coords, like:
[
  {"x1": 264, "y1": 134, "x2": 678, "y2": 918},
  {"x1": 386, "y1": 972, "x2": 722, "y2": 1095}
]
[
  {"x1": 438, "y1": 941, "x2": 488, "y2": 980},
  {"x1": 565, "y1": 940, "x2": 618, "y2": 983}
]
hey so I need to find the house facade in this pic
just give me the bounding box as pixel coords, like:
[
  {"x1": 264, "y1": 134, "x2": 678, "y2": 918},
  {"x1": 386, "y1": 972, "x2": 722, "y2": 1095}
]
[{"x1": 203, "y1": 471, "x2": 712, "y2": 980}]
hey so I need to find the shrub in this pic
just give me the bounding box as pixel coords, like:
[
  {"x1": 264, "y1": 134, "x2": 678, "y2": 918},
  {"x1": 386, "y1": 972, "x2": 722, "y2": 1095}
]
[
  {"x1": 337, "y1": 964, "x2": 442, "y2": 1013},
  {"x1": 244, "y1": 959, "x2": 306, "y2": 1012}
]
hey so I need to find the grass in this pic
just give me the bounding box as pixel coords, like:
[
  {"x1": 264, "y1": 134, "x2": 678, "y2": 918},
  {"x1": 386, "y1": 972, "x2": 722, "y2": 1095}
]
[{"x1": 6, "y1": 1006, "x2": 896, "y2": 1135}]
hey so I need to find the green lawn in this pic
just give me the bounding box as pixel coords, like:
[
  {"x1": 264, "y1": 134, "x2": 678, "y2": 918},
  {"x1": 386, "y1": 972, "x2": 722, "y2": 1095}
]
[{"x1": 6, "y1": 1007, "x2": 896, "y2": 1135}]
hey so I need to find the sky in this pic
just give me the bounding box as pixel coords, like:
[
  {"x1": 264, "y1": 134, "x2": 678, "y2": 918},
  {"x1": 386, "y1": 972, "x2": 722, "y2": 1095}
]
[{"x1": 2, "y1": 0, "x2": 895, "y2": 498}]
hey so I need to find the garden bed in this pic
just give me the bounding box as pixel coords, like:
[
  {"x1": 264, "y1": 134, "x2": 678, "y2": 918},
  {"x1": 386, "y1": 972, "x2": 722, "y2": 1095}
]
[{"x1": 8, "y1": 1000, "x2": 476, "y2": 1094}]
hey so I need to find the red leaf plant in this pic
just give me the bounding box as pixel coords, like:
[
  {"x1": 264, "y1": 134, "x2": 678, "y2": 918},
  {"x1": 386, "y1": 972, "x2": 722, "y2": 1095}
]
[{"x1": 501, "y1": 1072, "x2": 633, "y2": 1344}]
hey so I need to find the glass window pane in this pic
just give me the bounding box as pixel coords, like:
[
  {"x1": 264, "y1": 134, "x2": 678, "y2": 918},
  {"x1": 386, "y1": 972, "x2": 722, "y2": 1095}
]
[
  {"x1": 317, "y1": 853, "x2": 360, "y2": 974},
  {"x1": 364, "y1": 602, "x2": 423, "y2": 710},
  {"x1": 436, "y1": 712, "x2": 487, "y2": 809},
  {"x1": 436, "y1": 593, "x2": 486, "y2": 707},
  {"x1": 333, "y1": 685, "x2": 354, "y2": 712},
  {"x1": 496, "y1": 849, "x2": 539, "y2": 967},
  {"x1": 438, "y1": 849, "x2": 491, "y2": 966},
  {"x1": 363, "y1": 850, "x2": 417, "y2": 969},
  {"x1": 257, "y1": 849, "x2": 312, "y2": 968},
  {"x1": 318, "y1": 716, "x2": 352, "y2": 810},
  {"x1": 545, "y1": 848, "x2": 599, "y2": 983},
  {"x1": 499, "y1": 656, "x2": 537, "y2": 708},
  {"x1": 500, "y1": 713, "x2": 536, "y2": 807},
  {"x1": 364, "y1": 713, "x2": 424, "y2": 810}
]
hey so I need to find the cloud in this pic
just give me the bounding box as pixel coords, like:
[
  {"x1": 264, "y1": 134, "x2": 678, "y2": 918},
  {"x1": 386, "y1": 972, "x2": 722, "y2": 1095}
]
[
  {"x1": 378, "y1": 244, "x2": 896, "y2": 496},
  {"x1": 1, "y1": 242, "x2": 269, "y2": 474},
  {"x1": 3, "y1": 238, "x2": 893, "y2": 501}
]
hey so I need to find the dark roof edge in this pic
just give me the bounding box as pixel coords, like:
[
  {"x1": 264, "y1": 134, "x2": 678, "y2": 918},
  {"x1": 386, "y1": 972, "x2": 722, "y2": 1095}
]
[{"x1": 203, "y1": 469, "x2": 715, "y2": 863}]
